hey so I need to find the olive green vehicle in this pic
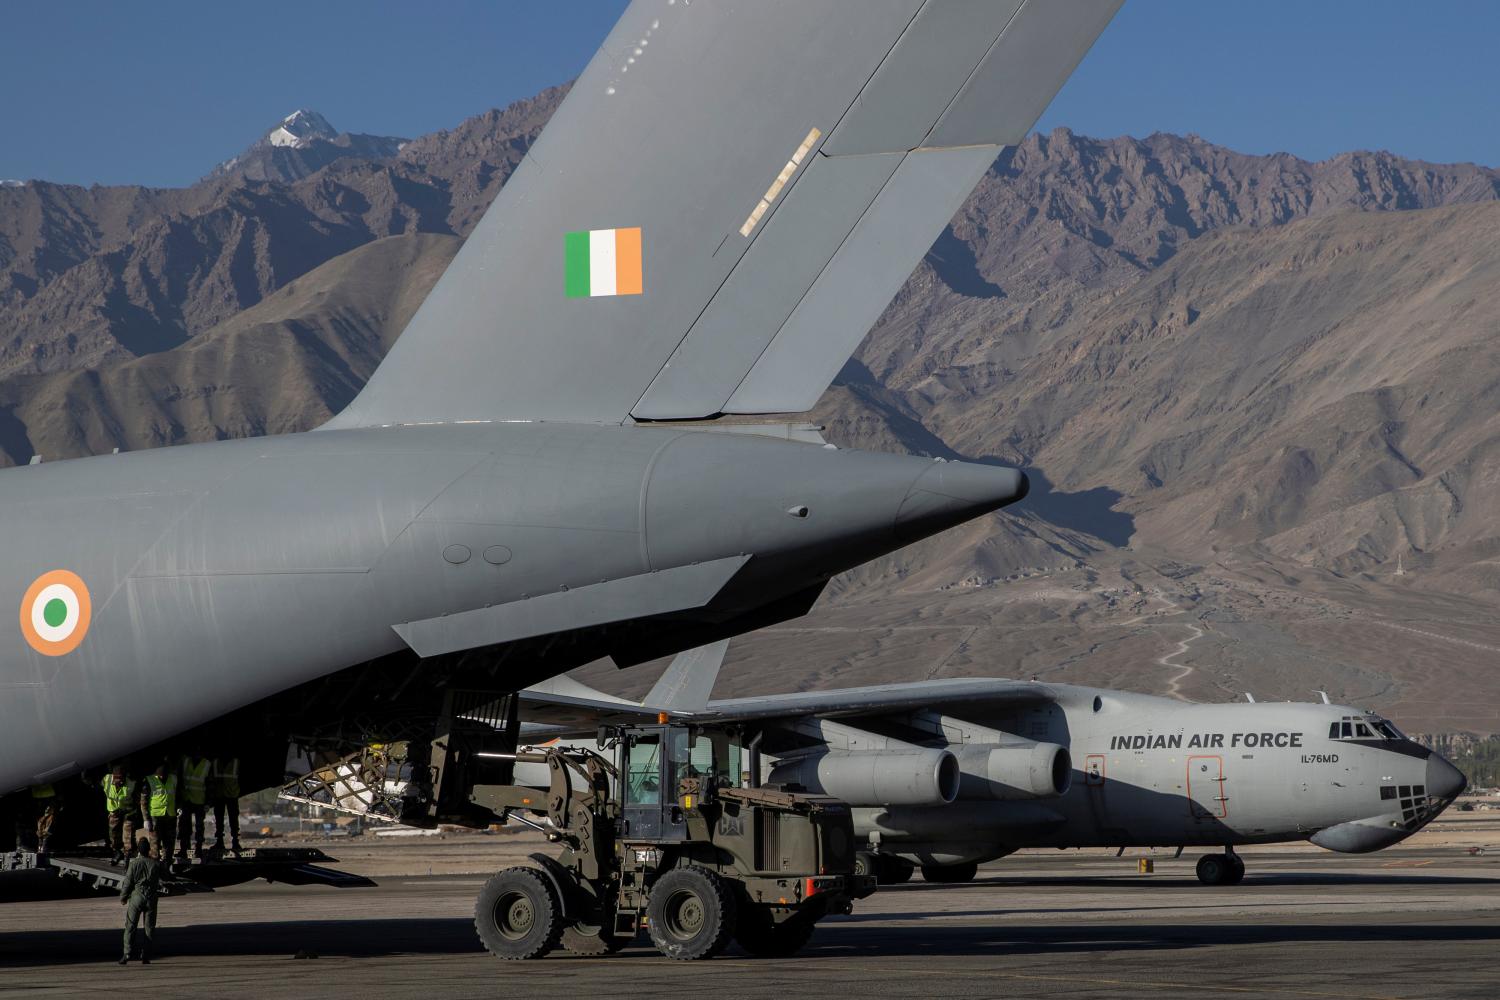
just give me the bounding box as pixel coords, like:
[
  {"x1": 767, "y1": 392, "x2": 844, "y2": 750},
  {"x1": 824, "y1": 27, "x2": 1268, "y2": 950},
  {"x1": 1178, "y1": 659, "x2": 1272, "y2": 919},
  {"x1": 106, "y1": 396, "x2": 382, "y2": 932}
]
[{"x1": 472, "y1": 723, "x2": 873, "y2": 961}]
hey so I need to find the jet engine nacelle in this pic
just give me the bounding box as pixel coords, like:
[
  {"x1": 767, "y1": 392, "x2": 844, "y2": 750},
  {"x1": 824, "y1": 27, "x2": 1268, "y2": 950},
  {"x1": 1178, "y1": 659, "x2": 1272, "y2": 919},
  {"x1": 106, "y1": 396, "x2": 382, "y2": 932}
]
[
  {"x1": 767, "y1": 749, "x2": 960, "y2": 807},
  {"x1": 952, "y1": 741, "x2": 1071, "y2": 800}
]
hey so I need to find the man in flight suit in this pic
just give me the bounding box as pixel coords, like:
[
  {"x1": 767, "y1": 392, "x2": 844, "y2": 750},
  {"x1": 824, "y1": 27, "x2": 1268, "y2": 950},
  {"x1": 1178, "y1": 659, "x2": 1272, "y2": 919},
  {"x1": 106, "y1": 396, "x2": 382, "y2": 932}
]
[
  {"x1": 102, "y1": 765, "x2": 139, "y2": 866},
  {"x1": 140, "y1": 761, "x2": 179, "y2": 863},
  {"x1": 177, "y1": 750, "x2": 212, "y2": 862},
  {"x1": 119, "y1": 836, "x2": 162, "y2": 964}
]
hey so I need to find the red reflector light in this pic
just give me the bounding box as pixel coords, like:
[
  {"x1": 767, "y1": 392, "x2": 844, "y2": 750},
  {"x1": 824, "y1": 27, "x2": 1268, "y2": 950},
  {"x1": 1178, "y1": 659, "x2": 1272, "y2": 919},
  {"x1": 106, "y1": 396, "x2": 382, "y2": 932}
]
[{"x1": 804, "y1": 877, "x2": 818, "y2": 897}]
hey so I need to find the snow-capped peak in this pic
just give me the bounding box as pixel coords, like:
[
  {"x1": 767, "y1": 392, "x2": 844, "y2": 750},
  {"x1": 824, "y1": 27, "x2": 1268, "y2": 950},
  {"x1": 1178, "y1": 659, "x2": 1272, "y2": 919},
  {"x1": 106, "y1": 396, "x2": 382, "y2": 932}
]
[
  {"x1": 264, "y1": 110, "x2": 338, "y2": 149},
  {"x1": 0, "y1": 179, "x2": 28, "y2": 188}
]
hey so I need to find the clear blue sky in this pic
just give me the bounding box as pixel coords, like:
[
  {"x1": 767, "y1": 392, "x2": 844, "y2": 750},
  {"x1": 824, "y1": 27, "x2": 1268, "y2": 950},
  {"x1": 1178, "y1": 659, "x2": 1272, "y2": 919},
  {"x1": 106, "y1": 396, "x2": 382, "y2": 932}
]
[{"x1": 2, "y1": 1, "x2": 1496, "y2": 188}]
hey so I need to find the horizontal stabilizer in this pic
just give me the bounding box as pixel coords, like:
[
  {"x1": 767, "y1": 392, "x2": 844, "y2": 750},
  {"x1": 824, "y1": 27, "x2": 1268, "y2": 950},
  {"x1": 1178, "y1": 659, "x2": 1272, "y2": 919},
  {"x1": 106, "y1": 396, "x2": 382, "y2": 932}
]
[
  {"x1": 392, "y1": 555, "x2": 750, "y2": 657},
  {"x1": 331, "y1": 0, "x2": 1121, "y2": 429}
]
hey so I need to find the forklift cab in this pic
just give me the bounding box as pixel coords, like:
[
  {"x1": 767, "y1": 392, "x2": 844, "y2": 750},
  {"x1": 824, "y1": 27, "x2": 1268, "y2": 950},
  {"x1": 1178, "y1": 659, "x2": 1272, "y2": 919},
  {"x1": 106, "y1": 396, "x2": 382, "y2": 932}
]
[{"x1": 618, "y1": 725, "x2": 742, "y2": 842}]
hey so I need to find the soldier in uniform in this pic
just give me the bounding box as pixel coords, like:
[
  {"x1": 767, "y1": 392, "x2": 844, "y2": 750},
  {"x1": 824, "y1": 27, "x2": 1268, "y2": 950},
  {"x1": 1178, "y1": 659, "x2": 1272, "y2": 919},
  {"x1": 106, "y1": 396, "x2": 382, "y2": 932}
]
[
  {"x1": 140, "y1": 760, "x2": 179, "y2": 863},
  {"x1": 119, "y1": 835, "x2": 162, "y2": 965},
  {"x1": 177, "y1": 750, "x2": 212, "y2": 862},
  {"x1": 211, "y1": 754, "x2": 242, "y2": 858},
  {"x1": 29, "y1": 783, "x2": 58, "y2": 855},
  {"x1": 102, "y1": 765, "x2": 139, "y2": 866}
]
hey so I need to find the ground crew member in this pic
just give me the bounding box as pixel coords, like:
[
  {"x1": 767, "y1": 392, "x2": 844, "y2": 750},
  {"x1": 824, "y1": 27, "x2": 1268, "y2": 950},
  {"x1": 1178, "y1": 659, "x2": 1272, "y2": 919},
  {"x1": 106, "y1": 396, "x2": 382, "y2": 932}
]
[
  {"x1": 29, "y1": 783, "x2": 58, "y2": 855},
  {"x1": 118, "y1": 835, "x2": 162, "y2": 965},
  {"x1": 177, "y1": 751, "x2": 212, "y2": 862},
  {"x1": 211, "y1": 754, "x2": 242, "y2": 858},
  {"x1": 103, "y1": 765, "x2": 140, "y2": 866},
  {"x1": 141, "y1": 761, "x2": 179, "y2": 863}
]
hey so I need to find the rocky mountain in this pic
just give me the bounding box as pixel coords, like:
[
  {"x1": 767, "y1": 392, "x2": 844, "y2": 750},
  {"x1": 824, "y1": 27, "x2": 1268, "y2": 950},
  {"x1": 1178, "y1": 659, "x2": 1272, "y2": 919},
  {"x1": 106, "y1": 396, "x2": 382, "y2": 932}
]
[
  {"x1": 5, "y1": 87, "x2": 1500, "y2": 651},
  {"x1": 210, "y1": 110, "x2": 407, "y2": 183}
]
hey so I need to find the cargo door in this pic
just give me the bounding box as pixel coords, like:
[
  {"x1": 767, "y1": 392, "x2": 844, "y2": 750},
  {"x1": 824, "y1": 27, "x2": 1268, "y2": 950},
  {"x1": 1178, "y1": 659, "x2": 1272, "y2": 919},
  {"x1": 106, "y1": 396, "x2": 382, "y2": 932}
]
[{"x1": 1187, "y1": 755, "x2": 1228, "y2": 819}]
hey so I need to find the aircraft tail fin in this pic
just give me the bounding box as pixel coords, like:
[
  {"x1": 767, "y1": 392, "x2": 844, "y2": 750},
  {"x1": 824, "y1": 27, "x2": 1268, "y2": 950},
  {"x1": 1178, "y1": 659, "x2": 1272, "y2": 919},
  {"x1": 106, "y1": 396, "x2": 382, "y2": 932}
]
[
  {"x1": 644, "y1": 640, "x2": 728, "y2": 713},
  {"x1": 327, "y1": 0, "x2": 1120, "y2": 430}
]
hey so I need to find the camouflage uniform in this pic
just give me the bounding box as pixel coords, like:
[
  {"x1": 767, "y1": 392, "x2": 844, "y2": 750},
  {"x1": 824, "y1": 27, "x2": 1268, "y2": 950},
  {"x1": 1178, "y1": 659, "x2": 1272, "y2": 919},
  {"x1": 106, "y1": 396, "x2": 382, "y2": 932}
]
[{"x1": 103, "y1": 773, "x2": 140, "y2": 863}]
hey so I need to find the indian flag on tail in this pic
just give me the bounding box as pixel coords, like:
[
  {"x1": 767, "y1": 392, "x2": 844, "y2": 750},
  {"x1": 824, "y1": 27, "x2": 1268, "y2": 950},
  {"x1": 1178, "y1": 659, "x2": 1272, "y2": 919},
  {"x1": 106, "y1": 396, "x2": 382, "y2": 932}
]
[{"x1": 565, "y1": 227, "x2": 643, "y2": 298}]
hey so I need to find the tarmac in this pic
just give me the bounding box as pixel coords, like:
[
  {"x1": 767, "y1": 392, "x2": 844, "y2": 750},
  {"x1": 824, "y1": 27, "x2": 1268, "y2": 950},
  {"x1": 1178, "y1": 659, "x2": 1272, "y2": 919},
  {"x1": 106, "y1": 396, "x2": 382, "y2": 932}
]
[{"x1": 3, "y1": 842, "x2": 1499, "y2": 999}]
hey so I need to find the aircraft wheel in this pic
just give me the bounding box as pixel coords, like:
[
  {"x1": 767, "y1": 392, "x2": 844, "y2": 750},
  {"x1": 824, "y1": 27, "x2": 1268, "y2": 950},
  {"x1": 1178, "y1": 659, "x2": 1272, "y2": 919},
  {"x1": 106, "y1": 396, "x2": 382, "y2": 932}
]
[
  {"x1": 561, "y1": 923, "x2": 632, "y2": 955},
  {"x1": 878, "y1": 857, "x2": 915, "y2": 885},
  {"x1": 854, "y1": 852, "x2": 876, "y2": 878},
  {"x1": 648, "y1": 866, "x2": 737, "y2": 960},
  {"x1": 475, "y1": 867, "x2": 564, "y2": 960},
  {"x1": 1225, "y1": 855, "x2": 1246, "y2": 885},
  {"x1": 920, "y1": 861, "x2": 979, "y2": 884},
  {"x1": 1195, "y1": 854, "x2": 1235, "y2": 886},
  {"x1": 735, "y1": 906, "x2": 817, "y2": 958}
]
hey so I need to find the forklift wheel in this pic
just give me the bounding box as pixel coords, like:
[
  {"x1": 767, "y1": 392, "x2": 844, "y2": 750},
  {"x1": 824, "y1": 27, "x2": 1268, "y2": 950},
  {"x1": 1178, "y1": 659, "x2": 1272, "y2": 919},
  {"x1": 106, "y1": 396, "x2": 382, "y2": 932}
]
[
  {"x1": 647, "y1": 867, "x2": 737, "y2": 960},
  {"x1": 734, "y1": 906, "x2": 817, "y2": 958},
  {"x1": 475, "y1": 867, "x2": 564, "y2": 960},
  {"x1": 561, "y1": 924, "x2": 632, "y2": 955}
]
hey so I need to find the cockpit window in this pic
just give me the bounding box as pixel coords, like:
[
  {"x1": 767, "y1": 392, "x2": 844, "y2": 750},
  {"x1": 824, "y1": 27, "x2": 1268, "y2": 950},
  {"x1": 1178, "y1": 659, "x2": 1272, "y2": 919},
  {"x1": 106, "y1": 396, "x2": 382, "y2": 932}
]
[{"x1": 1330, "y1": 715, "x2": 1406, "y2": 742}]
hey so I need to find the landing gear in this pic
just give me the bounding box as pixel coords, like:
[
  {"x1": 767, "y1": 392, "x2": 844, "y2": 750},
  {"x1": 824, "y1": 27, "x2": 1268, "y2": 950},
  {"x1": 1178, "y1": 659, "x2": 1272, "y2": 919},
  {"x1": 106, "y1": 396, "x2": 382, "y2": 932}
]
[
  {"x1": 647, "y1": 867, "x2": 737, "y2": 961},
  {"x1": 475, "y1": 867, "x2": 564, "y2": 960},
  {"x1": 1195, "y1": 852, "x2": 1246, "y2": 886},
  {"x1": 857, "y1": 852, "x2": 915, "y2": 885},
  {"x1": 920, "y1": 861, "x2": 979, "y2": 884}
]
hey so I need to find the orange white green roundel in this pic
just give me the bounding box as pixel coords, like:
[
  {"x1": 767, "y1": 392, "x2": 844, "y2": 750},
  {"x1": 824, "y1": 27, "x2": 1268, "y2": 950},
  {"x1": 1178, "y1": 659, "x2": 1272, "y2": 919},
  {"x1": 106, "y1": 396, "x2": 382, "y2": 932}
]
[{"x1": 20, "y1": 570, "x2": 91, "y2": 657}]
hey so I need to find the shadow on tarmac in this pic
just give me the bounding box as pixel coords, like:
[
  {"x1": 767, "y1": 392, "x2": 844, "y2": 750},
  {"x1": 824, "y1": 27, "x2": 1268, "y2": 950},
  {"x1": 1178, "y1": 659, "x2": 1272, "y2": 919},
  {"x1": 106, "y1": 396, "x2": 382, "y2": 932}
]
[
  {"x1": 4, "y1": 916, "x2": 1500, "y2": 968},
  {"x1": 878, "y1": 872, "x2": 1500, "y2": 892}
]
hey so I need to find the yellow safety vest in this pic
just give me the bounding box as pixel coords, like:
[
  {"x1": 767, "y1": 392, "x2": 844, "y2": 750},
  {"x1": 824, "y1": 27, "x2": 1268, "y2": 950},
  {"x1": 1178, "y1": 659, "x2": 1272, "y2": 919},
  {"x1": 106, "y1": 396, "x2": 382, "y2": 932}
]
[
  {"x1": 181, "y1": 758, "x2": 211, "y2": 806},
  {"x1": 103, "y1": 776, "x2": 133, "y2": 813},
  {"x1": 214, "y1": 758, "x2": 241, "y2": 800},
  {"x1": 145, "y1": 774, "x2": 177, "y2": 817}
]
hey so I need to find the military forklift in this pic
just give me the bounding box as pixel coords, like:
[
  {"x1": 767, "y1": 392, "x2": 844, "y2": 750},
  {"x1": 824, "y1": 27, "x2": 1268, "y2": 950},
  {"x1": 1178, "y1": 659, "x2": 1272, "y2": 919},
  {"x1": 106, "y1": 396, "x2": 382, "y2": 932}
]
[{"x1": 468, "y1": 720, "x2": 873, "y2": 960}]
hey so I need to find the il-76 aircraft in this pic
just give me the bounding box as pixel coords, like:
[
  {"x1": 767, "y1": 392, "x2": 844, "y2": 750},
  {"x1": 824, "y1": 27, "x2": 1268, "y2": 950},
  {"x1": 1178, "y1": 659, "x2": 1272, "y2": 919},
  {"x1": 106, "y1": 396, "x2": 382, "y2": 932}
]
[
  {"x1": 0, "y1": 0, "x2": 1121, "y2": 817},
  {"x1": 518, "y1": 648, "x2": 1468, "y2": 886}
]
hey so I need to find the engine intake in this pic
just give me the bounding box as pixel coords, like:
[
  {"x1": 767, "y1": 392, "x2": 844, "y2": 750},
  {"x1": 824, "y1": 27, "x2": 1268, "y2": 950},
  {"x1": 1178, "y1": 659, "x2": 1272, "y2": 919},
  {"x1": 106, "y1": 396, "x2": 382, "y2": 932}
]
[{"x1": 767, "y1": 749, "x2": 960, "y2": 807}]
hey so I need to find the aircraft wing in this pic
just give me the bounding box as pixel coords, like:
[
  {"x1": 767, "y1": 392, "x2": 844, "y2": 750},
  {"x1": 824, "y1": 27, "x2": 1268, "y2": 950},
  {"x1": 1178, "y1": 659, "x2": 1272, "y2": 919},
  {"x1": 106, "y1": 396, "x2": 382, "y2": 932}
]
[
  {"x1": 332, "y1": 0, "x2": 1123, "y2": 428},
  {"x1": 698, "y1": 678, "x2": 1057, "y2": 723}
]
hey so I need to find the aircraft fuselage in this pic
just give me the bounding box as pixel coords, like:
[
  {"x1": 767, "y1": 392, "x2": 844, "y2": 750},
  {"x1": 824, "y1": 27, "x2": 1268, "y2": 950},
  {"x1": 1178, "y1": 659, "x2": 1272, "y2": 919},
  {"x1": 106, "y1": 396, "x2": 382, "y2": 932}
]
[{"x1": 0, "y1": 423, "x2": 1024, "y2": 793}]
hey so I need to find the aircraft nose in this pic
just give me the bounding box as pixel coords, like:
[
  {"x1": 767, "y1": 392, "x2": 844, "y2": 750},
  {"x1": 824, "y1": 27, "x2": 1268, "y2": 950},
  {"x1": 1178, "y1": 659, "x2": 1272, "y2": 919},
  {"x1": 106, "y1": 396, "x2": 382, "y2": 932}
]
[
  {"x1": 894, "y1": 462, "x2": 1028, "y2": 543},
  {"x1": 1427, "y1": 752, "x2": 1467, "y2": 801}
]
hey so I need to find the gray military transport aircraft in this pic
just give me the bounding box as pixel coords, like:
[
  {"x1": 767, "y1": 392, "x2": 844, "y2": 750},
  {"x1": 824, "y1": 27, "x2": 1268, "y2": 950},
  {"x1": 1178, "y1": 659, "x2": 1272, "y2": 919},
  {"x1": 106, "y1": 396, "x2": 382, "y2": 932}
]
[
  {"x1": 516, "y1": 649, "x2": 1468, "y2": 886},
  {"x1": 0, "y1": 0, "x2": 1122, "y2": 847}
]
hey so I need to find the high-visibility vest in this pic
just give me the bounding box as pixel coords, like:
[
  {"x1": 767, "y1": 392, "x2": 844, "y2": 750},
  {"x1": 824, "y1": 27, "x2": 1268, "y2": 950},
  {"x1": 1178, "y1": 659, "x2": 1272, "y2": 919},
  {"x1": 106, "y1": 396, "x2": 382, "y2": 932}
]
[
  {"x1": 213, "y1": 758, "x2": 241, "y2": 800},
  {"x1": 103, "y1": 776, "x2": 133, "y2": 813},
  {"x1": 145, "y1": 774, "x2": 177, "y2": 817},
  {"x1": 181, "y1": 758, "x2": 211, "y2": 806}
]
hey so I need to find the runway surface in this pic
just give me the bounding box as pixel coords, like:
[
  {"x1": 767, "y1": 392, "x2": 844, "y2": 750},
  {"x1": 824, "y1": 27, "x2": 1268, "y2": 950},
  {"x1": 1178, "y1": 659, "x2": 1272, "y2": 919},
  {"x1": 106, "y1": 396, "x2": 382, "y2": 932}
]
[{"x1": 3, "y1": 846, "x2": 1498, "y2": 999}]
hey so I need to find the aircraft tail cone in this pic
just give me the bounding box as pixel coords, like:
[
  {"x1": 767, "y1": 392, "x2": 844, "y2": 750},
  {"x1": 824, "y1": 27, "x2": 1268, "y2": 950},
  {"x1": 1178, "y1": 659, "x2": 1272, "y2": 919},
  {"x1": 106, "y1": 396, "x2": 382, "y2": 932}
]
[{"x1": 894, "y1": 461, "x2": 1028, "y2": 544}]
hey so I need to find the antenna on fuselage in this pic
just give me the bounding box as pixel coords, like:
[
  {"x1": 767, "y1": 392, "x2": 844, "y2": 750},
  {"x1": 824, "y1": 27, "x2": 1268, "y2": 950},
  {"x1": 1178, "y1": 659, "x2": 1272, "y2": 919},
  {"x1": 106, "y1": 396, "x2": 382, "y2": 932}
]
[
  {"x1": 1245, "y1": 693, "x2": 1256, "y2": 703},
  {"x1": 1315, "y1": 690, "x2": 1331, "y2": 704}
]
